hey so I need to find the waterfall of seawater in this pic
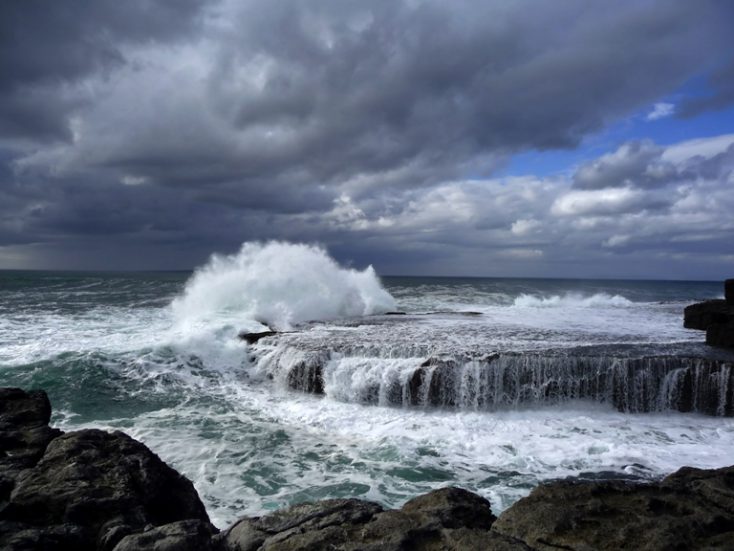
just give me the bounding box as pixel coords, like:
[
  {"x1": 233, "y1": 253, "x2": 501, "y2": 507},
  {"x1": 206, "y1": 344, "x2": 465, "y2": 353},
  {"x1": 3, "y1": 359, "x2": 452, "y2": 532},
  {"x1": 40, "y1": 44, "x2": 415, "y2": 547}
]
[{"x1": 252, "y1": 345, "x2": 733, "y2": 416}]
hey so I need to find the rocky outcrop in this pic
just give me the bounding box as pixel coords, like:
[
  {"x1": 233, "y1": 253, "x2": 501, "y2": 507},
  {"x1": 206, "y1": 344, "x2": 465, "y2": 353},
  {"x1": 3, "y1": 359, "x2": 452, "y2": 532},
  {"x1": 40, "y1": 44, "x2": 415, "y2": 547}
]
[
  {"x1": 0, "y1": 389, "x2": 215, "y2": 551},
  {"x1": 4, "y1": 386, "x2": 734, "y2": 550},
  {"x1": 493, "y1": 465, "x2": 734, "y2": 550},
  {"x1": 0, "y1": 388, "x2": 62, "y2": 506},
  {"x1": 220, "y1": 487, "x2": 518, "y2": 551},
  {"x1": 684, "y1": 279, "x2": 734, "y2": 348}
]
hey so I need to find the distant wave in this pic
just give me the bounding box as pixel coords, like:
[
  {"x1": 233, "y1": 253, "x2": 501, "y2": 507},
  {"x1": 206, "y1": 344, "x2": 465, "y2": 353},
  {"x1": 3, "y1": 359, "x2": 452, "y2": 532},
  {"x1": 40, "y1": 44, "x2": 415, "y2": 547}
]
[
  {"x1": 513, "y1": 292, "x2": 633, "y2": 308},
  {"x1": 171, "y1": 241, "x2": 396, "y2": 331}
]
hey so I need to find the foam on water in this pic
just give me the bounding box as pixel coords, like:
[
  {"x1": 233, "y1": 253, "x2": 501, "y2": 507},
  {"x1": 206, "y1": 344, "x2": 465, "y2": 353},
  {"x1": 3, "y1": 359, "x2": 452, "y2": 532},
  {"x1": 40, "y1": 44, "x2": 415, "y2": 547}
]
[
  {"x1": 513, "y1": 292, "x2": 633, "y2": 308},
  {"x1": 53, "y1": 363, "x2": 734, "y2": 528}
]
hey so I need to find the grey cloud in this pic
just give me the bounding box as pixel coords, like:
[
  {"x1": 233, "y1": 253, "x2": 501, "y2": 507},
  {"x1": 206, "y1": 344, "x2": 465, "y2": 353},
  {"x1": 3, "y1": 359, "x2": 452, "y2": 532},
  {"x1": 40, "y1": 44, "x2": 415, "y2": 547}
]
[
  {"x1": 0, "y1": 0, "x2": 206, "y2": 142},
  {"x1": 2, "y1": 1, "x2": 734, "y2": 277},
  {"x1": 573, "y1": 140, "x2": 734, "y2": 190}
]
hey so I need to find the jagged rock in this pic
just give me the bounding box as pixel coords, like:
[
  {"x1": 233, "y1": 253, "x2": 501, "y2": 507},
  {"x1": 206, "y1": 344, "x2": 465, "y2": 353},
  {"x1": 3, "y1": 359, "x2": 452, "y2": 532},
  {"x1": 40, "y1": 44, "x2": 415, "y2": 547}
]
[
  {"x1": 491, "y1": 464, "x2": 734, "y2": 550},
  {"x1": 222, "y1": 487, "x2": 508, "y2": 551},
  {"x1": 0, "y1": 388, "x2": 63, "y2": 505},
  {"x1": 112, "y1": 520, "x2": 217, "y2": 551},
  {"x1": 1, "y1": 429, "x2": 214, "y2": 550},
  {"x1": 726, "y1": 279, "x2": 734, "y2": 305}
]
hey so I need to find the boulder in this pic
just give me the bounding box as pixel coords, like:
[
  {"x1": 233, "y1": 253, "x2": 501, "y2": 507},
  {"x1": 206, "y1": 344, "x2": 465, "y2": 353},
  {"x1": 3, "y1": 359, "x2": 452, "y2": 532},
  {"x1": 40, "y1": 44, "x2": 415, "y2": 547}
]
[
  {"x1": 491, "y1": 464, "x2": 734, "y2": 550},
  {"x1": 222, "y1": 487, "x2": 507, "y2": 551},
  {"x1": 1, "y1": 429, "x2": 214, "y2": 550},
  {"x1": 112, "y1": 520, "x2": 217, "y2": 551},
  {"x1": 0, "y1": 389, "x2": 62, "y2": 504},
  {"x1": 683, "y1": 299, "x2": 731, "y2": 330}
]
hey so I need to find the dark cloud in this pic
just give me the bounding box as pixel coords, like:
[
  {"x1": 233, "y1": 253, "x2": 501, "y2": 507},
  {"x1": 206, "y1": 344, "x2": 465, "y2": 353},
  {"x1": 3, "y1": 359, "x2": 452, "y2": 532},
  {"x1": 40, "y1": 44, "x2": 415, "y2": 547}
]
[
  {"x1": 1, "y1": 0, "x2": 734, "y2": 276},
  {"x1": 0, "y1": 0, "x2": 206, "y2": 142}
]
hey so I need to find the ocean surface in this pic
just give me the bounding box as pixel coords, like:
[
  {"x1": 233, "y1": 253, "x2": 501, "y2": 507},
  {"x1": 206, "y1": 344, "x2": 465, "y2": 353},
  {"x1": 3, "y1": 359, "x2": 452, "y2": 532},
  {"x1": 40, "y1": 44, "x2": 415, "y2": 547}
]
[{"x1": 1, "y1": 242, "x2": 733, "y2": 528}]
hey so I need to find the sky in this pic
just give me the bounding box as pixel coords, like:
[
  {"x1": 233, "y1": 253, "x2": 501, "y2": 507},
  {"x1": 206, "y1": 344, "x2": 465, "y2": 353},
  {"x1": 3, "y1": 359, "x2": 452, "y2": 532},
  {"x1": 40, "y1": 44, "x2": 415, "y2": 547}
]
[{"x1": 1, "y1": 0, "x2": 733, "y2": 279}]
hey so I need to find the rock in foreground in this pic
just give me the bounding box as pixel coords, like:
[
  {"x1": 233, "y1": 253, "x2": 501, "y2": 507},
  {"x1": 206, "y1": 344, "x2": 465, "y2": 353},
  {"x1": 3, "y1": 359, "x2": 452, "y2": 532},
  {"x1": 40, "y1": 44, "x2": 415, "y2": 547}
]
[
  {"x1": 221, "y1": 487, "x2": 515, "y2": 551},
  {"x1": 493, "y1": 465, "x2": 734, "y2": 550},
  {"x1": 4, "y1": 386, "x2": 734, "y2": 550},
  {"x1": 0, "y1": 389, "x2": 214, "y2": 551}
]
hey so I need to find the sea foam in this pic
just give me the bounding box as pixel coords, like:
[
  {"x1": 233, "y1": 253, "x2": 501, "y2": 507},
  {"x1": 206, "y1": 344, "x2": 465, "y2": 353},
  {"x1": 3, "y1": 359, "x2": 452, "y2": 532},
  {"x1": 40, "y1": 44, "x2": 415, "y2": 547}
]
[
  {"x1": 513, "y1": 292, "x2": 632, "y2": 308},
  {"x1": 171, "y1": 241, "x2": 396, "y2": 332}
]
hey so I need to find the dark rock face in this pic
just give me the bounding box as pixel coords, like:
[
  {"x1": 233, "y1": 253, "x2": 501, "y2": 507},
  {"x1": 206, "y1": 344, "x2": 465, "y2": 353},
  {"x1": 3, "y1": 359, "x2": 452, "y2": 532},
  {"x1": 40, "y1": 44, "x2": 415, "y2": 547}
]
[
  {"x1": 684, "y1": 299, "x2": 732, "y2": 330},
  {"x1": 0, "y1": 389, "x2": 62, "y2": 507},
  {"x1": 112, "y1": 519, "x2": 217, "y2": 551},
  {"x1": 684, "y1": 280, "x2": 734, "y2": 348},
  {"x1": 222, "y1": 487, "x2": 511, "y2": 551},
  {"x1": 0, "y1": 388, "x2": 214, "y2": 551},
  {"x1": 492, "y1": 465, "x2": 734, "y2": 550}
]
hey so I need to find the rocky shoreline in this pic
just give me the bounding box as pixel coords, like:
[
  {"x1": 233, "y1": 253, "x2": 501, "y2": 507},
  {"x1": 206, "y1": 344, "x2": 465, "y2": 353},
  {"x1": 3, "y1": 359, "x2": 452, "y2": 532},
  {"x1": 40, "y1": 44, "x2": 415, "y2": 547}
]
[{"x1": 2, "y1": 388, "x2": 734, "y2": 550}]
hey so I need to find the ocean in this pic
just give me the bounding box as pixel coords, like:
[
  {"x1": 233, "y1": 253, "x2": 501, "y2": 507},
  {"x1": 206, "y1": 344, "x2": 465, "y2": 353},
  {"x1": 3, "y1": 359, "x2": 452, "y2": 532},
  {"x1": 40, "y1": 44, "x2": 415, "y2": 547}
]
[{"x1": 1, "y1": 242, "x2": 733, "y2": 529}]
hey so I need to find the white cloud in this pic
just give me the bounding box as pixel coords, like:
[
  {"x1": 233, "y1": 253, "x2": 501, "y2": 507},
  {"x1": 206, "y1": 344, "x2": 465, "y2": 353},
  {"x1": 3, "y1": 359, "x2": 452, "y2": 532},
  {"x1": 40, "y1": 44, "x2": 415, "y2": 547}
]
[{"x1": 646, "y1": 102, "x2": 675, "y2": 121}]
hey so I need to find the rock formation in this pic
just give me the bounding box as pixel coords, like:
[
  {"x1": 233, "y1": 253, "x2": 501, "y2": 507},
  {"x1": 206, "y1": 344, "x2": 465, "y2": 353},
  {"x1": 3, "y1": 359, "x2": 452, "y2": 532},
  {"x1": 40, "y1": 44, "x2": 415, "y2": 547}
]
[
  {"x1": 684, "y1": 279, "x2": 734, "y2": 348},
  {"x1": 3, "y1": 387, "x2": 734, "y2": 550}
]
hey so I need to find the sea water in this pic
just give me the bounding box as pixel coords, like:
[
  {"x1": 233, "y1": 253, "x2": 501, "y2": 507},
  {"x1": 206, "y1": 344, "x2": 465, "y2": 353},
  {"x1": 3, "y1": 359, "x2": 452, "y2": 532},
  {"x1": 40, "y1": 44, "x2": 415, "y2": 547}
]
[{"x1": 1, "y1": 242, "x2": 733, "y2": 528}]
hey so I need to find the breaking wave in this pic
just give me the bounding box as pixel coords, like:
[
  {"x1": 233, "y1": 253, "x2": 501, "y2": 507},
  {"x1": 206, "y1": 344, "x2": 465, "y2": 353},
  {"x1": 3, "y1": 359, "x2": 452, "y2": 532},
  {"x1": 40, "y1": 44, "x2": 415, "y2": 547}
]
[
  {"x1": 513, "y1": 292, "x2": 633, "y2": 308},
  {"x1": 171, "y1": 241, "x2": 396, "y2": 332}
]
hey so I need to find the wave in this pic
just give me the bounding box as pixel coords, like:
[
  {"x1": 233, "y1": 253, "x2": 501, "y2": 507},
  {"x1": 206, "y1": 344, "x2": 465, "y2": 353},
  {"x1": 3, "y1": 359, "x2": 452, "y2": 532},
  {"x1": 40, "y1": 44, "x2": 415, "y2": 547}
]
[
  {"x1": 170, "y1": 241, "x2": 396, "y2": 332},
  {"x1": 513, "y1": 292, "x2": 632, "y2": 309}
]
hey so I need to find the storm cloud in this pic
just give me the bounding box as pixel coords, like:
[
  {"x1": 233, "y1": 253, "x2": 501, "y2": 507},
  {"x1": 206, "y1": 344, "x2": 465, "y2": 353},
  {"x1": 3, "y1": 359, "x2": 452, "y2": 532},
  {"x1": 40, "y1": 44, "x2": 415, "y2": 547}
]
[{"x1": 1, "y1": 0, "x2": 733, "y2": 277}]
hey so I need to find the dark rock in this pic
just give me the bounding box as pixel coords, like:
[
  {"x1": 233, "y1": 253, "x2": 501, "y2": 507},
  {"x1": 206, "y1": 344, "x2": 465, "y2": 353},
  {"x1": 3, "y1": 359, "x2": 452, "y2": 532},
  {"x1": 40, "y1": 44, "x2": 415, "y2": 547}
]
[
  {"x1": 0, "y1": 388, "x2": 63, "y2": 505},
  {"x1": 726, "y1": 279, "x2": 734, "y2": 305},
  {"x1": 683, "y1": 299, "x2": 732, "y2": 330},
  {"x1": 707, "y1": 320, "x2": 734, "y2": 348},
  {"x1": 223, "y1": 487, "x2": 503, "y2": 551},
  {"x1": 384, "y1": 311, "x2": 407, "y2": 315},
  {"x1": 239, "y1": 331, "x2": 279, "y2": 344},
  {"x1": 492, "y1": 464, "x2": 734, "y2": 550},
  {"x1": 112, "y1": 519, "x2": 217, "y2": 551},
  {"x1": 2, "y1": 428, "x2": 213, "y2": 550},
  {"x1": 224, "y1": 498, "x2": 383, "y2": 551}
]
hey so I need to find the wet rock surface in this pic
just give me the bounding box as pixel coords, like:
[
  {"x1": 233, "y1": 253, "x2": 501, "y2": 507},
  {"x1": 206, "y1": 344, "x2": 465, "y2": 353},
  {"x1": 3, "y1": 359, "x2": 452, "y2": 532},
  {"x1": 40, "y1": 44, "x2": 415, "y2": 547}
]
[{"x1": 3, "y1": 386, "x2": 734, "y2": 550}]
